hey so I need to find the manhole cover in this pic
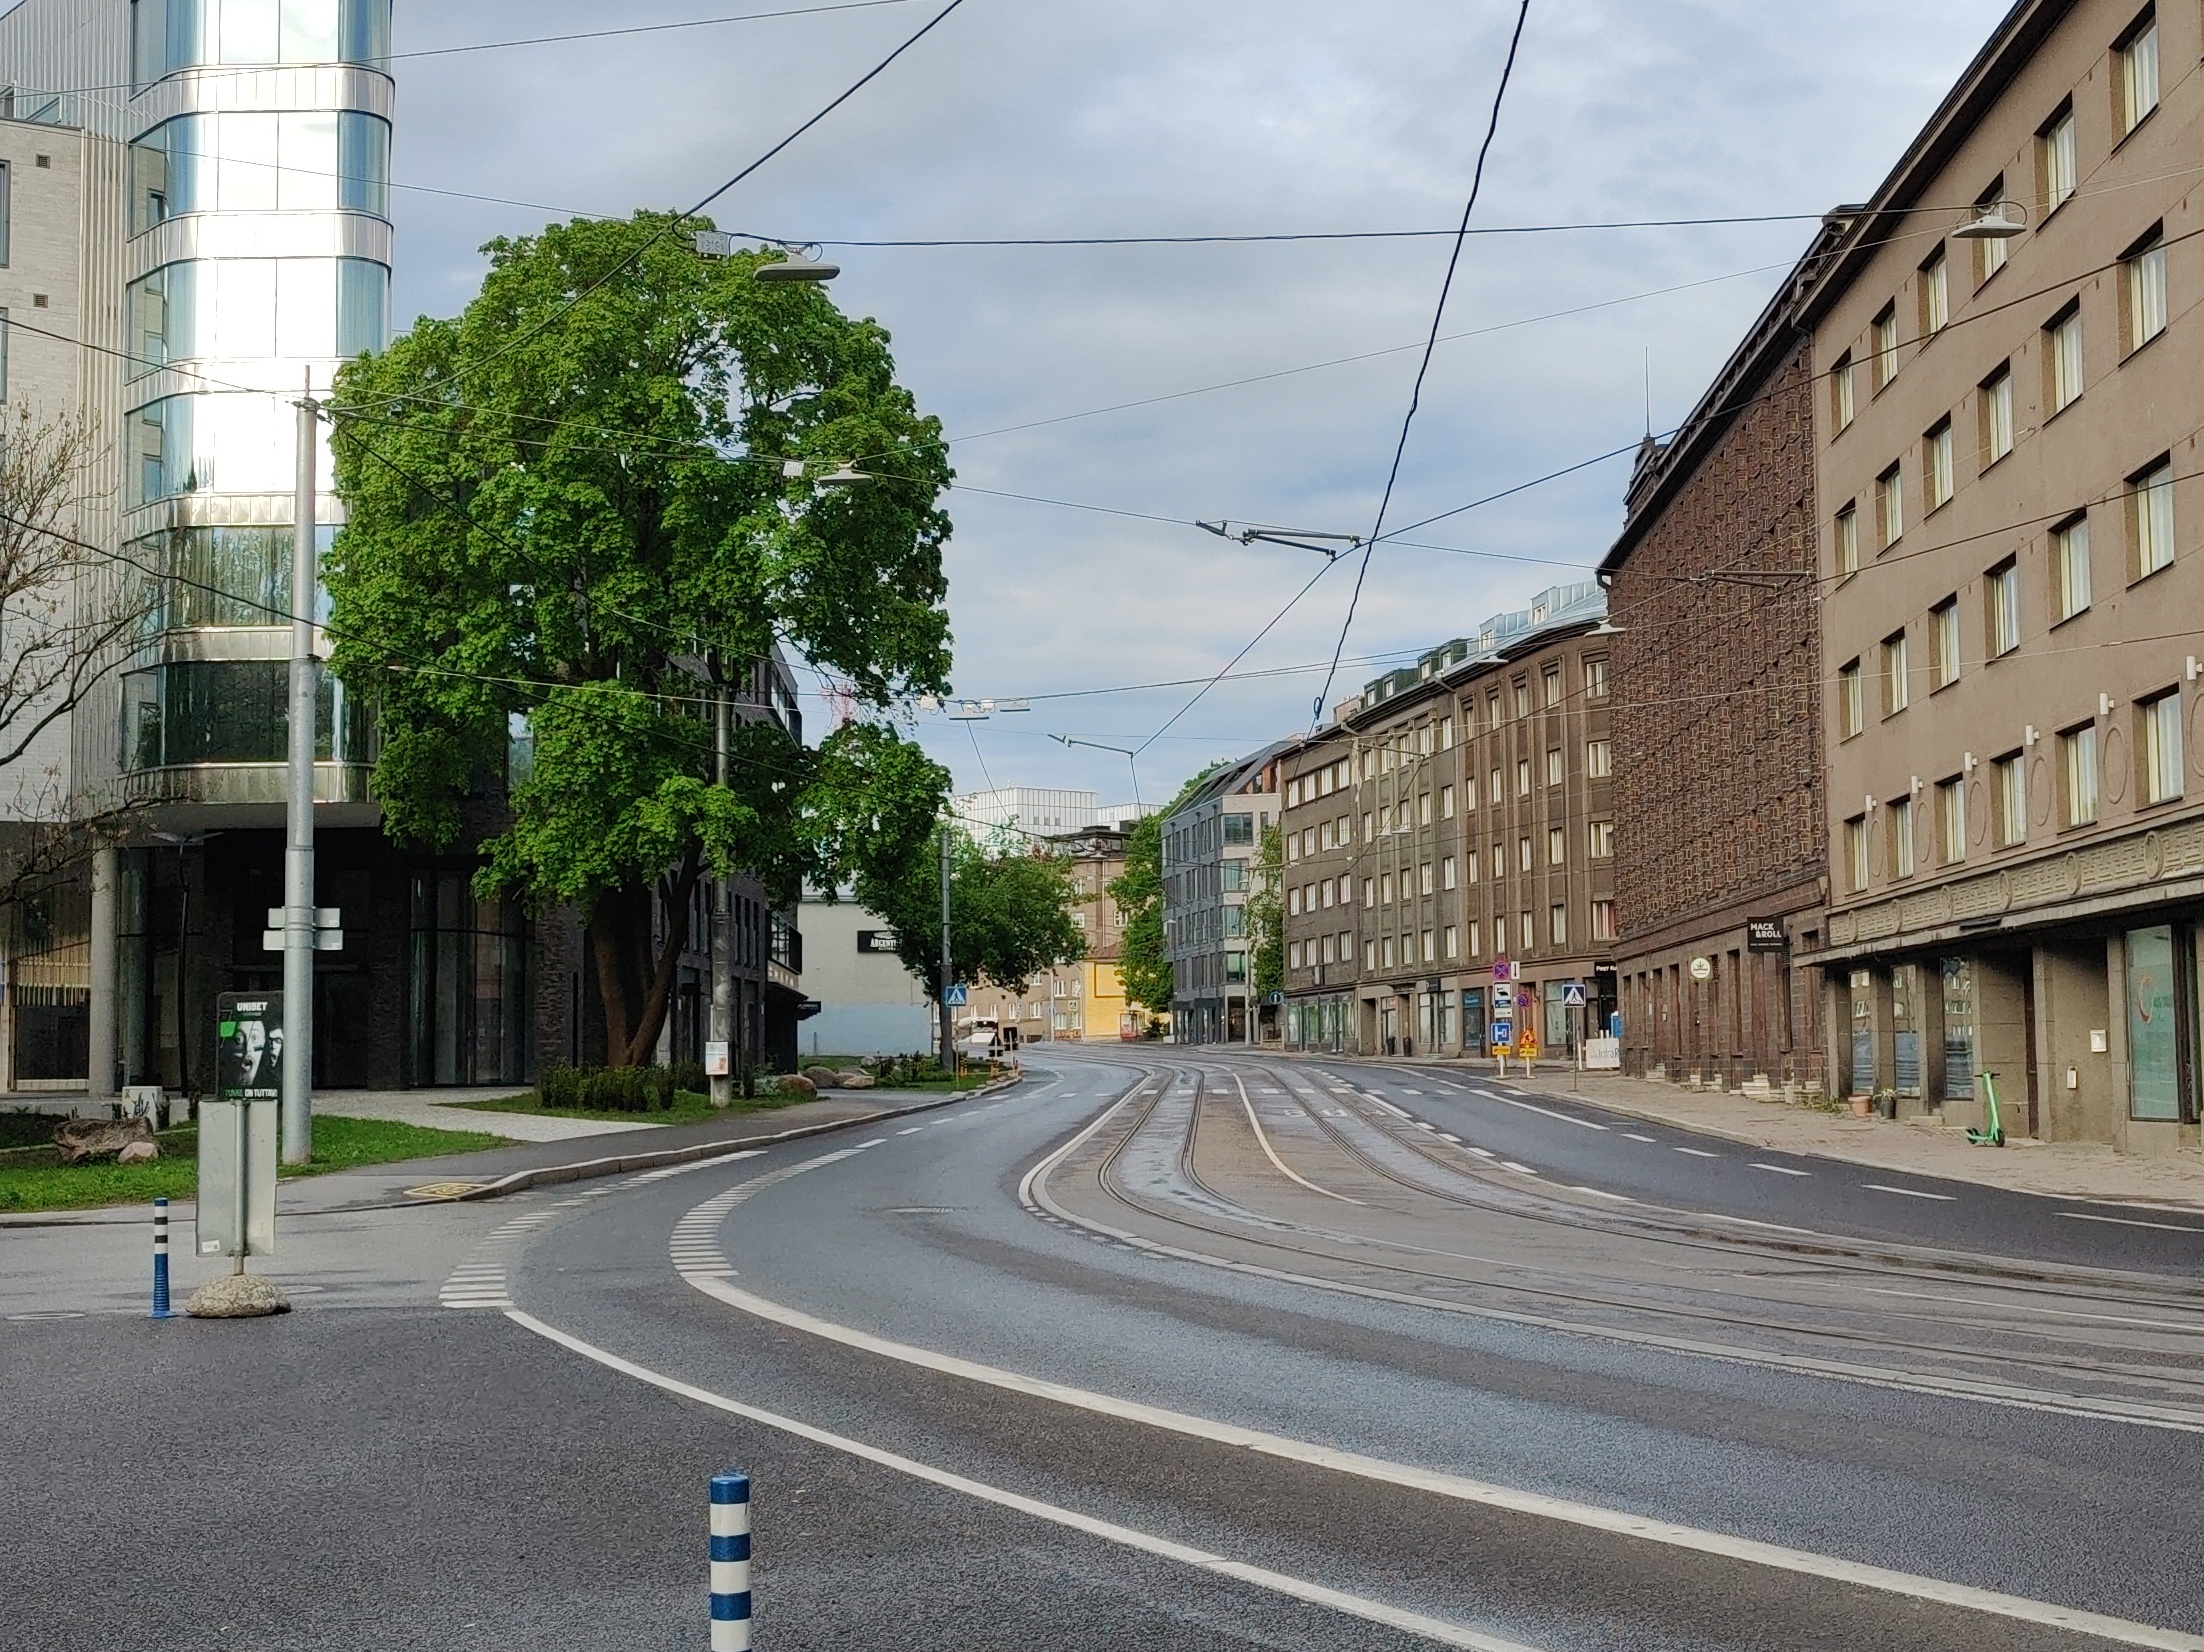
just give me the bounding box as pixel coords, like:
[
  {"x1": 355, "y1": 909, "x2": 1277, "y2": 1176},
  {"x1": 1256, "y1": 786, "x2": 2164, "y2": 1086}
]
[{"x1": 405, "y1": 1181, "x2": 487, "y2": 1200}]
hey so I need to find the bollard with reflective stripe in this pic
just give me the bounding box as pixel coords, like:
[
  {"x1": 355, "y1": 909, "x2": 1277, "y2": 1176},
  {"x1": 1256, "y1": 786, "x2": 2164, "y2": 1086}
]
[
  {"x1": 709, "y1": 1471, "x2": 752, "y2": 1650},
  {"x1": 151, "y1": 1197, "x2": 176, "y2": 1320}
]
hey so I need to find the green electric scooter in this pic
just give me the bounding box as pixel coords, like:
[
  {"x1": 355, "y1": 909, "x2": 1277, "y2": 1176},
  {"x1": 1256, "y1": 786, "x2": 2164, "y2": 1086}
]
[{"x1": 1966, "y1": 1071, "x2": 2005, "y2": 1147}]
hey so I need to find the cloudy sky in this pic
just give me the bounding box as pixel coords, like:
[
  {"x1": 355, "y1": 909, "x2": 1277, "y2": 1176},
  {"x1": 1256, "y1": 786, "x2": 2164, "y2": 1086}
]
[{"x1": 388, "y1": 0, "x2": 2014, "y2": 807}]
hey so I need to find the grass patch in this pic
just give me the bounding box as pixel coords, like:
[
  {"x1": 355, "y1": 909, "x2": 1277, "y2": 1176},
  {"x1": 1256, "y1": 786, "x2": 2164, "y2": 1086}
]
[
  {"x1": 458, "y1": 1088, "x2": 796, "y2": 1125},
  {"x1": 0, "y1": 1113, "x2": 511, "y2": 1214}
]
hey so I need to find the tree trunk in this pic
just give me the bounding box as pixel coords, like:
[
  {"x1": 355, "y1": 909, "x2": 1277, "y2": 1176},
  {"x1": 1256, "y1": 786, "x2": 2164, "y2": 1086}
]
[{"x1": 585, "y1": 850, "x2": 704, "y2": 1068}]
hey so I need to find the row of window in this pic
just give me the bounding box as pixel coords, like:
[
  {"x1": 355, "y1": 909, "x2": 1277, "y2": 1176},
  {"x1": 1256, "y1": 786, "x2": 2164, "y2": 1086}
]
[
  {"x1": 1286, "y1": 900, "x2": 1620, "y2": 974},
  {"x1": 1831, "y1": 10, "x2": 2163, "y2": 432},
  {"x1": 132, "y1": 0, "x2": 393, "y2": 88},
  {"x1": 1282, "y1": 658, "x2": 1611, "y2": 810},
  {"x1": 1842, "y1": 686, "x2": 2186, "y2": 892},
  {"x1": 1287, "y1": 819, "x2": 1621, "y2": 919},
  {"x1": 1838, "y1": 464, "x2": 2177, "y2": 736},
  {"x1": 1285, "y1": 741, "x2": 1614, "y2": 860}
]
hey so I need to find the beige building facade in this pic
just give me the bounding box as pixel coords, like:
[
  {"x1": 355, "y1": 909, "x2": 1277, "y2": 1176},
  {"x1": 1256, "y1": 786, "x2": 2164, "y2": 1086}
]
[{"x1": 1802, "y1": 0, "x2": 2204, "y2": 1150}]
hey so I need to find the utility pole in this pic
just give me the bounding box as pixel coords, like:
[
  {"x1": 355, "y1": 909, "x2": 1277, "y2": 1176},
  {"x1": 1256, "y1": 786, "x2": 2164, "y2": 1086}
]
[
  {"x1": 938, "y1": 824, "x2": 955, "y2": 1074},
  {"x1": 279, "y1": 377, "x2": 318, "y2": 1166},
  {"x1": 709, "y1": 661, "x2": 733, "y2": 1107}
]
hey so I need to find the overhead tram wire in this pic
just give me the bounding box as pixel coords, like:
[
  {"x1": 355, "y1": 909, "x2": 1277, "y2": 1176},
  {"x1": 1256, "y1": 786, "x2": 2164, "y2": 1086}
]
[
  {"x1": 1129, "y1": 559, "x2": 1338, "y2": 761},
  {"x1": 1311, "y1": 0, "x2": 1533, "y2": 730},
  {"x1": 377, "y1": 0, "x2": 973, "y2": 407}
]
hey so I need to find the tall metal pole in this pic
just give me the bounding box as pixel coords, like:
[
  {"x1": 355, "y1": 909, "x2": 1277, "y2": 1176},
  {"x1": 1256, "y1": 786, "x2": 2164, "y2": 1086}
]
[
  {"x1": 709, "y1": 663, "x2": 733, "y2": 1107},
  {"x1": 937, "y1": 824, "x2": 954, "y2": 1074},
  {"x1": 280, "y1": 378, "x2": 318, "y2": 1166}
]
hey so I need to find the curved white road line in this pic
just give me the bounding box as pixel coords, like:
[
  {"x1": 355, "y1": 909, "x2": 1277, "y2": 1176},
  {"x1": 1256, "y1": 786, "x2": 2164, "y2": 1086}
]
[
  {"x1": 506, "y1": 1308, "x2": 1536, "y2": 1652},
  {"x1": 1231, "y1": 1071, "x2": 1366, "y2": 1205}
]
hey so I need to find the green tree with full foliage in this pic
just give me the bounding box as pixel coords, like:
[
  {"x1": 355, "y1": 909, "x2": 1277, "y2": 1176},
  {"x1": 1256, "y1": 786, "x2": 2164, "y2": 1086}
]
[
  {"x1": 856, "y1": 827, "x2": 1086, "y2": 1013},
  {"x1": 328, "y1": 212, "x2": 953, "y2": 1065}
]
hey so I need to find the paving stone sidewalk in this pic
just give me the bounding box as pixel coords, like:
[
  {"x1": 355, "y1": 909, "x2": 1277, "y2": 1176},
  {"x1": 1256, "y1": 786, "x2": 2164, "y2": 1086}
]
[{"x1": 1435, "y1": 1058, "x2": 2204, "y2": 1209}]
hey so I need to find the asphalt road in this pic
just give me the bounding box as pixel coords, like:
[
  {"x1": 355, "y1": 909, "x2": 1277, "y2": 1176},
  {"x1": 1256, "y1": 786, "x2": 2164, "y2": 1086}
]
[{"x1": 6, "y1": 1049, "x2": 2201, "y2": 1651}]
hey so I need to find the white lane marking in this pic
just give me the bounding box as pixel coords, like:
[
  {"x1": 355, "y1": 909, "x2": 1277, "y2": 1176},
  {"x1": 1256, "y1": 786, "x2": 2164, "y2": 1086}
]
[
  {"x1": 1865, "y1": 1184, "x2": 1958, "y2": 1202},
  {"x1": 506, "y1": 1310, "x2": 1536, "y2": 1652},
  {"x1": 857, "y1": 1138, "x2": 889, "y2": 1148},
  {"x1": 1673, "y1": 1147, "x2": 1720, "y2": 1159},
  {"x1": 2059, "y1": 1211, "x2": 2204, "y2": 1234},
  {"x1": 1495, "y1": 1096, "x2": 1608, "y2": 1131},
  {"x1": 1623, "y1": 1133, "x2": 1657, "y2": 1144},
  {"x1": 897, "y1": 1127, "x2": 925, "y2": 1136},
  {"x1": 1500, "y1": 1161, "x2": 1539, "y2": 1177},
  {"x1": 1570, "y1": 1186, "x2": 1632, "y2": 1202},
  {"x1": 1752, "y1": 1164, "x2": 1811, "y2": 1178},
  {"x1": 1465, "y1": 1146, "x2": 1497, "y2": 1160},
  {"x1": 665, "y1": 1280, "x2": 2204, "y2": 1650},
  {"x1": 1438, "y1": 1133, "x2": 1463, "y2": 1144},
  {"x1": 1231, "y1": 1074, "x2": 1365, "y2": 1206},
  {"x1": 1362, "y1": 1094, "x2": 1412, "y2": 1121}
]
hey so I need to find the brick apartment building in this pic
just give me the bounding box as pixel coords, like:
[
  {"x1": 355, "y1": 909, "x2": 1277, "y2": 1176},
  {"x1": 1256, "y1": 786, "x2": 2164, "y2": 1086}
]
[
  {"x1": 1797, "y1": 0, "x2": 2204, "y2": 1150},
  {"x1": 1280, "y1": 584, "x2": 1619, "y2": 1058},
  {"x1": 1597, "y1": 230, "x2": 1843, "y2": 1097}
]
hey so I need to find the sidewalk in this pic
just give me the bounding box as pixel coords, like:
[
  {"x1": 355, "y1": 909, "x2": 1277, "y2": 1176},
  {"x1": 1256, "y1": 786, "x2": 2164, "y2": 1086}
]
[
  {"x1": 314, "y1": 1085, "x2": 637, "y2": 1142},
  {"x1": 1415, "y1": 1058, "x2": 2204, "y2": 1210}
]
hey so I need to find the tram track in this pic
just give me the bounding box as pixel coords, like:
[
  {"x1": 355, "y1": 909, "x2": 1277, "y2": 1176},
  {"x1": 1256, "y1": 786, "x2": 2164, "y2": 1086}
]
[{"x1": 1038, "y1": 1057, "x2": 2204, "y2": 1427}]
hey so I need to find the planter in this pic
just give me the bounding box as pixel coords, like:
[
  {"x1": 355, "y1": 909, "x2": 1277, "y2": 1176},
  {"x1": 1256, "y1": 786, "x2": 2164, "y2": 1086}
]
[{"x1": 1847, "y1": 1095, "x2": 1874, "y2": 1118}]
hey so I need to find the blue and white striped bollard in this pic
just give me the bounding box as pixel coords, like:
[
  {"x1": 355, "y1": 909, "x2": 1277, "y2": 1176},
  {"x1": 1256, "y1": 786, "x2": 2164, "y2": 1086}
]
[
  {"x1": 710, "y1": 1471, "x2": 752, "y2": 1650},
  {"x1": 151, "y1": 1197, "x2": 176, "y2": 1320}
]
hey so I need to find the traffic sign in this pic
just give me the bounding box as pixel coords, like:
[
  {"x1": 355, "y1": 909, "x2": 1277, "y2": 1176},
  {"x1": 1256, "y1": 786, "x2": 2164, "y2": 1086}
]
[
  {"x1": 1562, "y1": 982, "x2": 1586, "y2": 1009},
  {"x1": 1490, "y1": 1019, "x2": 1513, "y2": 1051},
  {"x1": 942, "y1": 984, "x2": 969, "y2": 1006},
  {"x1": 1492, "y1": 983, "x2": 1515, "y2": 1009},
  {"x1": 1491, "y1": 957, "x2": 1512, "y2": 982}
]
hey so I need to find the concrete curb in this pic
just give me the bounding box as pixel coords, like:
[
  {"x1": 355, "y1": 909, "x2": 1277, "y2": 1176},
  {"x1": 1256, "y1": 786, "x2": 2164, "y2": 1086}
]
[{"x1": 449, "y1": 1070, "x2": 1025, "y2": 1203}]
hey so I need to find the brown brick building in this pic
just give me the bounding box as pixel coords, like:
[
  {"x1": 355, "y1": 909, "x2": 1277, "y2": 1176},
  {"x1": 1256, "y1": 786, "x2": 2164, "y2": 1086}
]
[{"x1": 1597, "y1": 230, "x2": 1846, "y2": 1095}]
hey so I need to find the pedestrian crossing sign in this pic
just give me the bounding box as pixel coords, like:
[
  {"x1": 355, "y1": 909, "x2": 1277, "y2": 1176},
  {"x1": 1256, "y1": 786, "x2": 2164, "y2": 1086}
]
[
  {"x1": 943, "y1": 984, "x2": 968, "y2": 1006},
  {"x1": 1562, "y1": 983, "x2": 1586, "y2": 1008}
]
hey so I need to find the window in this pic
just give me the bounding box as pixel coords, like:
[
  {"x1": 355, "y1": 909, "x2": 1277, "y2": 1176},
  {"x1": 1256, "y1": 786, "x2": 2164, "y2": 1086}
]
[
  {"x1": 1834, "y1": 503, "x2": 1859, "y2": 577},
  {"x1": 1365, "y1": 940, "x2": 1377, "y2": 971},
  {"x1": 2142, "y1": 690, "x2": 2184, "y2": 803},
  {"x1": 1890, "y1": 796, "x2": 1915, "y2": 878},
  {"x1": 1995, "y1": 752, "x2": 2027, "y2": 847},
  {"x1": 2062, "y1": 724, "x2": 2099, "y2": 826},
  {"x1": 1421, "y1": 930, "x2": 1436, "y2": 964},
  {"x1": 1845, "y1": 815, "x2": 1869, "y2": 892},
  {"x1": 1586, "y1": 739, "x2": 1611, "y2": 778},
  {"x1": 1513, "y1": 681, "x2": 1531, "y2": 719},
  {"x1": 2132, "y1": 457, "x2": 2175, "y2": 577},
  {"x1": 1988, "y1": 560, "x2": 2021, "y2": 656},
  {"x1": 1832, "y1": 351, "x2": 1856, "y2": 430},
  {"x1": 1464, "y1": 775, "x2": 1477, "y2": 812},
  {"x1": 1591, "y1": 900, "x2": 1616, "y2": 941},
  {"x1": 1920, "y1": 250, "x2": 1948, "y2": 337},
  {"x1": 1516, "y1": 759, "x2": 1531, "y2": 796},
  {"x1": 1981, "y1": 364, "x2": 2013, "y2": 466},
  {"x1": 1222, "y1": 812, "x2": 1254, "y2": 845},
  {"x1": 1362, "y1": 877, "x2": 1375, "y2": 906},
  {"x1": 1549, "y1": 905, "x2": 1568, "y2": 947},
  {"x1": 1877, "y1": 462, "x2": 1904, "y2": 547},
  {"x1": 2125, "y1": 228, "x2": 2167, "y2": 351},
  {"x1": 1588, "y1": 819, "x2": 1614, "y2": 858},
  {"x1": 1381, "y1": 937, "x2": 1396, "y2": 968},
  {"x1": 1545, "y1": 747, "x2": 1563, "y2": 786},
  {"x1": 1363, "y1": 812, "x2": 1374, "y2": 843},
  {"x1": 1289, "y1": 940, "x2": 1303, "y2": 970},
  {"x1": 1417, "y1": 791, "x2": 1432, "y2": 827},
  {"x1": 1488, "y1": 771, "x2": 1501, "y2": 810},
  {"x1": 1493, "y1": 915, "x2": 1506, "y2": 954},
  {"x1": 1839, "y1": 658, "x2": 1864, "y2": 738},
  {"x1": 1938, "y1": 776, "x2": 1967, "y2": 864},
  {"x1": 1543, "y1": 665, "x2": 1562, "y2": 707},
  {"x1": 1223, "y1": 860, "x2": 1246, "y2": 894},
  {"x1": 1468, "y1": 920, "x2": 1482, "y2": 958},
  {"x1": 2047, "y1": 304, "x2": 2084, "y2": 413},
  {"x1": 1411, "y1": 862, "x2": 1428, "y2": 896},
  {"x1": 1519, "y1": 911, "x2": 1534, "y2": 952},
  {"x1": 2040, "y1": 104, "x2": 2077, "y2": 214},
  {"x1": 1872, "y1": 304, "x2": 1899, "y2": 390},
  {"x1": 1441, "y1": 856, "x2": 1457, "y2": 890},
  {"x1": 1584, "y1": 657, "x2": 1609, "y2": 700},
  {"x1": 1932, "y1": 597, "x2": 1961, "y2": 688},
  {"x1": 2054, "y1": 515, "x2": 2091, "y2": 620},
  {"x1": 1517, "y1": 836, "x2": 1533, "y2": 873},
  {"x1": 1924, "y1": 420, "x2": 1953, "y2": 512},
  {"x1": 1975, "y1": 177, "x2": 2010, "y2": 283},
  {"x1": 1380, "y1": 872, "x2": 1394, "y2": 905},
  {"x1": 1882, "y1": 631, "x2": 1910, "y2": 716},
  {"x1": 2119, "y1": 12, "x2": 2159, "y2": 136},
  {"x1": 1444, "y1": 925, "x2": 1459, "y2": 960},
  {"x1": 1439, "y1": 784, "x2": 1455, "y2": 818},
  {"x1": 1547, "y1": 826, "x2": 1566, "y2": 866}
]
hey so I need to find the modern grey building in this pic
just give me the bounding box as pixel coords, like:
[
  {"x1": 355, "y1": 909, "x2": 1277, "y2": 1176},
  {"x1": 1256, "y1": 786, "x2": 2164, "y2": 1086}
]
[
  {"x1": 1161, "y1": 745, "x2": 1282, "y2": 1044},
  {"x1": 0, "y1": 0, "x2": 804, "y2": 1098}
]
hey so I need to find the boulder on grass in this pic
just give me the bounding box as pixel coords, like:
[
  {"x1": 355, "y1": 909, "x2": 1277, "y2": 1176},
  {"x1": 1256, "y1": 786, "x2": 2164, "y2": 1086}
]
[
  {"x1": 116, "y1": 1140, "x2": 159, "y2": 1165},
  {"x1": 801, "y1": 1065, "x2": 841, "y2": 1089},
  {"x1": 838, "y1": 1072, "x2": 874, "y2": 1090},
  {"x1": 53, "y1": 1115, "x2": 156, "y2": 1165},
  {"x1": 777, "y1": 1074, "x2": 817, "y2": 1098},
  {"x1": 187, "y1": 1274, "x2": 290, "y2": 1318}
]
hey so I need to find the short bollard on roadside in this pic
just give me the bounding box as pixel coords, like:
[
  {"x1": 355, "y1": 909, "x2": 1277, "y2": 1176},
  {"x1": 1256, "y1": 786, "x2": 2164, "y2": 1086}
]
[
  {"x1": 709, "y1": 1471, "x2": 752, "y2": 1650},
  {"x1": 151, "y1": 1197, "x2": 177, "y2": 1320}
]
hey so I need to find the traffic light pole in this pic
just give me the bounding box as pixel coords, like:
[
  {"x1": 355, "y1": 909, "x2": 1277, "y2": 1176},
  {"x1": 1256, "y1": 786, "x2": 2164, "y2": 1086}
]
[
  {"x1": 938, "y1": 825, "x2": 954, "y2": 1075},
  {"x1": 280, "y1": 380, "x2": 318, "y2": 1166}
]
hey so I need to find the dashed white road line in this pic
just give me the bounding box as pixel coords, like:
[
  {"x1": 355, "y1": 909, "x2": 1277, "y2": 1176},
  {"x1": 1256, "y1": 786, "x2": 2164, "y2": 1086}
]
[
  {"x1": 1865, "y1": 1184, "x2": 1957, "y2": 1202},
  {"x1": 1494, "y1": 1096, "x2": 1608, "y2": 1131},
  {"x1": 1673, "y1": 1147, "x2": 1719, "y2": 1159},
  {"x1": 2059, "y1": 1210, "x2": 2204, "y2": 1233},
  {"x1": 1752, "y1": 1164, "x2": 1811, "y2": 1178},
  {"x1": 1622, "y1": 1133, "x2": 1657, "y2": 1144},
  {"x1": 1500, "y1": 1161, "x2": 1539, "y2": 1177},
  {"x1": 896, "y1": 1127, "x2": 925, "y2": 1136}
]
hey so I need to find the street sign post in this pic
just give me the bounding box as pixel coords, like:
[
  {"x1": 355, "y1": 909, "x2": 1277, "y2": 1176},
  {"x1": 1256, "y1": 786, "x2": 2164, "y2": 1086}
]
[
  {"x1": 1563, "y1": 982, "x2": 1587, "y2": 1089},
  {"x1": 198, "y1": 993, "x2": 281, "y2": 1264}
]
